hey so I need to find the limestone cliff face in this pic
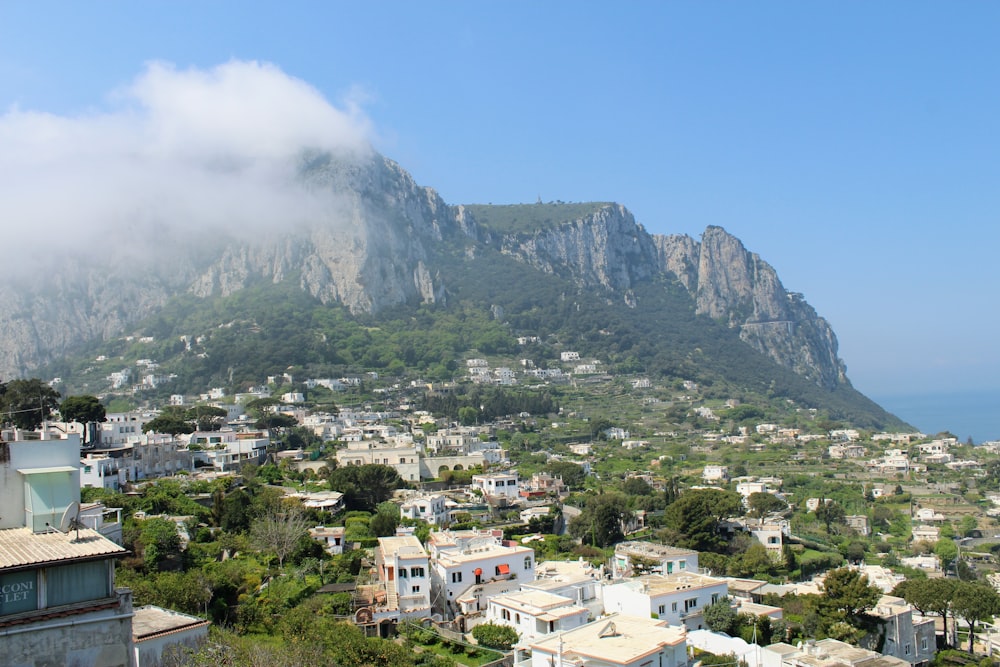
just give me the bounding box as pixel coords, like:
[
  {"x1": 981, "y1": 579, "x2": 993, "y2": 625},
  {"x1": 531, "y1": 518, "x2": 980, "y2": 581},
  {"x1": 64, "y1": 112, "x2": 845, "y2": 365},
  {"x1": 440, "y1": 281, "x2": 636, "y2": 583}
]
[
  {"x1": 0, "y1": 154, "x2": 846, "y2": 391},
  {"x1": 0, "y1": 153, "x2": 456, "y2": 377},
  {"x1": 189, "y1": 154, "x2": 453, "y2": 313},
  {"x1": 653, "y1": 226, "x2": 847, "y2": 389},
  {"x1": 481, "y1": 209, "x2": 846, "y2": 389},
  {"x1": 494, "y1": 204, "x2": 660, "y2": 295}
]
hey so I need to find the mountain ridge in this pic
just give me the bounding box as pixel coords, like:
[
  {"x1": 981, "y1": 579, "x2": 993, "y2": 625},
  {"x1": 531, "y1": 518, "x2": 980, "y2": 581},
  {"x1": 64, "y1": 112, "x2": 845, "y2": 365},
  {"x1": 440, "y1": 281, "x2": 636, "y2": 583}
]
[{"x1": 2, "y1": 151, "x2": 882, "y2": 423}]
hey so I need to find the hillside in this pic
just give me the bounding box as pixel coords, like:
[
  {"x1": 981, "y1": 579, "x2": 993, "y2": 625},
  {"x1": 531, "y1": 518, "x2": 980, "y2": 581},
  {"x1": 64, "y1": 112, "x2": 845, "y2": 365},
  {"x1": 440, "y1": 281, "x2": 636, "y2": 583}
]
[{"x1": 2, "y1": 150, "x2": 906, "y2": 430}]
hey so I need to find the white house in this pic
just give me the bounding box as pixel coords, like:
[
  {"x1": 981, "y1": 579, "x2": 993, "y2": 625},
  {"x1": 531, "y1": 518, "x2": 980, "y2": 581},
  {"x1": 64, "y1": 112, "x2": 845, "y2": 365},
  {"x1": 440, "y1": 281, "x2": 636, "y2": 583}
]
[
  {"x1": 308, "y1": 526, "x2": 346, "y2": 555},
  {"x1": 471, "y1": 471, "x2": 520, "y2": 500},
  {"x1": 371, "y1": 535, "x2": 432, "y2": 621},
  {"x1": 602, "y1": 572, "x2": 728, "y2": 630},
  {"x1": 188, "y1": 430, "x2": 268, "y2": 472},
  {"x1": 525, "y1": 614, "x2": 688, "y2": 667},
  {"x1": 485, "y1": 590, "x2": 589, "y2": 645},
  {"x1": 428, "y1": 529, "x2": 536, "y2": 619},
  {"x1": 401, "y1": 494, "x2": 449, "y2": 525},
  {"x1": 911, "y1": 525, "x2": 940, "y2": 543},
  {"x1": 702, "y1": 465, "x2": 729, "y2": 483},
  {"x1": 611, "y1": 541, "x2": 699, "y2": 578}
]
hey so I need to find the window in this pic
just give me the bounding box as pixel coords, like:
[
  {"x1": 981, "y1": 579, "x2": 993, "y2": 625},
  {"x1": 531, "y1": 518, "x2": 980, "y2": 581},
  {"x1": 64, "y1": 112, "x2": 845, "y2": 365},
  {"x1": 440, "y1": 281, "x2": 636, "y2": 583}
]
[
  {"x1": 671, "y1": 602, "x2": 678, "y2": 612},
  {"x1": 410, "y1": 567, "x2": 425, "y2": 578},
  {"x1": 452, "y1": 572, "x2": 462, "y2": 583},
  {"x1": 679, "y1": 561, "x2": 686, "y2": 570},
  {"x1": 905, "y1": 644, "x2": 911, "y2": 656},
  {"x1": 921, "y1": 638, "x2": 928, "y2": 652},
  {"x1": 399, "y1": 568, "x2": 407, "y2": 578},
  {"x1": 658, "y1": 604, "x2": 665, "y2": 615},
  {"x1": 685, "y1": 598, "x2": 698, "y2": 611},
  {"x1": 711, "y1": 594, "x2": 719, "y2": 604},
  {"x1": 412, "y1": 585, "x2": 420, "y2": 593},
  {"x1": 524, "y1": 556, "x2": 532, "y2": 570},
  {"x1": 515, "y1": 613, "x2": 520, "y2": 623},
  {"x1": 47, "y1": 561, "x2": 110, "y2": 607}
]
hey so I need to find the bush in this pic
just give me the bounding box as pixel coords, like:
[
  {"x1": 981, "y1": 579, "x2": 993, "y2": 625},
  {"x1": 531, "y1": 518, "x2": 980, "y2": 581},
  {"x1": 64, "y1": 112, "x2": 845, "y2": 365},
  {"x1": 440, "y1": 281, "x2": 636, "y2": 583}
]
[{"x1": 472, "y1": 622, "x2": 519, "y2": 651}]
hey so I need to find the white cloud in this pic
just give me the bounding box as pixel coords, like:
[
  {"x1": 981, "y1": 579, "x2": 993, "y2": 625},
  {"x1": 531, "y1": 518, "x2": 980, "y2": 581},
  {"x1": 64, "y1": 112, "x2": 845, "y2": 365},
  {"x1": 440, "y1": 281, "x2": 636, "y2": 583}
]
[{"x1": 0, "y1": 60, "x2": 373, "y2": 271}]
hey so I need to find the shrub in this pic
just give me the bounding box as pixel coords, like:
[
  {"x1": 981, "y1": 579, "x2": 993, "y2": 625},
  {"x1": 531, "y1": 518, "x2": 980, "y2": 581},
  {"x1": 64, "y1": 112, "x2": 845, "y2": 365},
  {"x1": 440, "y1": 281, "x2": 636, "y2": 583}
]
[{"x1": 472, "y1": 622, "x2": 519, "y2": 651}]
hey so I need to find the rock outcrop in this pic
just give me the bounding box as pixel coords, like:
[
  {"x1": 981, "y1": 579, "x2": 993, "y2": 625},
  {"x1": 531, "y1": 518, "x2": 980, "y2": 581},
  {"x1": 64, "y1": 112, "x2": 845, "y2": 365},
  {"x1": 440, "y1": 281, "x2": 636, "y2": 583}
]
[{"x1": 0, "y1": 153, "x2": 847, "y2": 390}]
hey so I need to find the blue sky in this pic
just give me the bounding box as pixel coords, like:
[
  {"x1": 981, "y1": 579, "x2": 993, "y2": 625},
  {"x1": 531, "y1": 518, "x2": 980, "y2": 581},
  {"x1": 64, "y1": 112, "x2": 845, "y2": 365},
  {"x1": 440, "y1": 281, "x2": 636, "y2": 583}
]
[{"x1": 2, "y1": 2, "x2": 999, "y2": 408}]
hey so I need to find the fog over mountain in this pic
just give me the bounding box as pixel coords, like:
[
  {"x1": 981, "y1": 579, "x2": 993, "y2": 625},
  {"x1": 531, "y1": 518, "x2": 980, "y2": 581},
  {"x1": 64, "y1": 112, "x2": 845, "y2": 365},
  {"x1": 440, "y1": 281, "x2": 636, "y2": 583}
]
[
  {"x1": 0, "y1": 60, "x2": 373, "y2": 274},
  {"x1": 0, "y1": 60, "x2": 868, "y2": 416}
]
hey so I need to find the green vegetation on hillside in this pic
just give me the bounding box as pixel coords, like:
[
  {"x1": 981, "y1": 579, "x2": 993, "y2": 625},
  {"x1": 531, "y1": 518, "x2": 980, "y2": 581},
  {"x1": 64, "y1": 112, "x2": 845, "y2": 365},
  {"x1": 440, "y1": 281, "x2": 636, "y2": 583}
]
[{"x1": 460, "y1": 201, "x2": 612, "y2": 234}]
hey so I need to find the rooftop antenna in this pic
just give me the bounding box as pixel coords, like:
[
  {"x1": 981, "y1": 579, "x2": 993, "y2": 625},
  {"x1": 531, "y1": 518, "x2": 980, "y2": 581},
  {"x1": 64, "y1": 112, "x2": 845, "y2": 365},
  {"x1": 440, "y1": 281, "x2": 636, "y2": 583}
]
[{"x1": 57, "y1": 501, "x2": 85, "y2": 541}]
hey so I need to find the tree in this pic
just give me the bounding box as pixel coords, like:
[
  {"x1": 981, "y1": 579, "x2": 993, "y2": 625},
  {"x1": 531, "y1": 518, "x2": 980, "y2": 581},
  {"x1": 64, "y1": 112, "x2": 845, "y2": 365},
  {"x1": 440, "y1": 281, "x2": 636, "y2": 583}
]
[
  {"x1": 661, "y1": 488, "x2": 742, "y2": 552},
  {"x1": 746, "y1": 492, "x2": 787, "y2": 520},
  {"x1": 458, "y1": 406, "x2": 479, "y2": 426},
  {"x1": 814, "y1": 500, "x2": 846, "y2": 533},
  {"x1": 952, "y1": 581, "x2": 1000, "y2": 653},
  {"x1": 186, "y1": 404, "x2": 228, "y2": 431},
  {"x1": 328, "y1": 464, "x2": 404, "y2": 512},
  {"x1": 472, "y1": 622, "x2": 519, "y2": 651},
  {"x1": 256, "y1": 412, "x2": 298, "y2": 431},
  {"x1": 143, "y1": 407, "x2": 195, "y2": 436},
  {"x1": 704, "y1": 596, "x2": 737, "y2": 634},
  {"x1": 544, "y1": 461, "x2": 587, "y2": 490},
  {"x1": 569, "y1": 493, "x2": 629, "y2": 548},
  {"x1": 893, "y1": 577, "x2": 956, "y2": 646},
  {"x1": 622, "y1": 477, "x2": 653, "y2": 496},
  {"x1": 59, "y1": 394, "x2": 106, "y2": 443},
  {"x1": 130, "y1": 517, "x2": 183, "y2": 571},
  {"x1": 251, "y1": 504, "x2": 311, "y2": 568},
  {"x1": 370, "y1": 504, "x2": 400, "y2": 537},
  {"x1": 820, "y1": 567, "x2": 881, "y2": 621},
  {"x1": 935, "y1": 537, "x2": 959, "y2": 571},
  {"x1": 0, "y1": 378, "x2": 61, "y2": 430},
  {"x1": 727, "y1": 543, "x2": 774, "y2": 578}
]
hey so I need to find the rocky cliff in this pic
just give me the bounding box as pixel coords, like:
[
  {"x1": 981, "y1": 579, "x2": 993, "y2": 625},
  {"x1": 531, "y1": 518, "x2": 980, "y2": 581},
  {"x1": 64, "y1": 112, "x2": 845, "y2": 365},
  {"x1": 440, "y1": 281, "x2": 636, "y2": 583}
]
[
  {"x1": 483, "y1": 208, "x2": 847, "y2": 390},
  {"x1": 0, "y1": 151, "x2": 847, "y2": 391}
]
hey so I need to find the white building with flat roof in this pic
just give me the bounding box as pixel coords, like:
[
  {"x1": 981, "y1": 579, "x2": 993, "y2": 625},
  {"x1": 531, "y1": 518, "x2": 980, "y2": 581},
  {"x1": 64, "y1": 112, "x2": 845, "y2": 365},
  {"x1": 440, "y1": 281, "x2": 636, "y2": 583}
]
[
  {"x1": 525, "y1": 613, "x2": 688, "y2": 667},
  {"x1": 428, "y1": 529, "x2": 536, "y2": 619},
  {"x1": 401, "y1": 494, "x2": 449, "y2": 525},
  {"x1": 372, "y1": 535, "x2": 432, "y2": 621},
  {"x1": 486, "y1": 590, "x2": 589, "y2": 645},
  {"x1": 611, "y1": 541, "x2": 698, "y2": 578},
  {"x1": 472, "y1": 471, "x2": 520, "y2": 500},
  {"x1": 603, "y1": 572, "x2": 728, "y2": 630}
]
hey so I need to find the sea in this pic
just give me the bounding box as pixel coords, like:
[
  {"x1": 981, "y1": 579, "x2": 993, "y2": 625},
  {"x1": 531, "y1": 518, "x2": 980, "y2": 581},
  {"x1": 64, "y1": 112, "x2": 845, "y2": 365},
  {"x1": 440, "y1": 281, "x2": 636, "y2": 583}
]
[{"x1": 872, "y1": 388, "x2": 1000, "y2": 444}]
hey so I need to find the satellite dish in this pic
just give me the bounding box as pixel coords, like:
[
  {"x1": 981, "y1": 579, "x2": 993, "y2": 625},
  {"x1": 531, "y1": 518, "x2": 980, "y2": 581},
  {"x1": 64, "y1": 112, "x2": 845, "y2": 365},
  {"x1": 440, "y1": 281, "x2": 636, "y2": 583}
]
[
  {"x1": 58, "y1": 502, "x2": 80, "y2": 532},
  {"x1": 58, "y1": 502, "x2": 85, "y2": 540}
]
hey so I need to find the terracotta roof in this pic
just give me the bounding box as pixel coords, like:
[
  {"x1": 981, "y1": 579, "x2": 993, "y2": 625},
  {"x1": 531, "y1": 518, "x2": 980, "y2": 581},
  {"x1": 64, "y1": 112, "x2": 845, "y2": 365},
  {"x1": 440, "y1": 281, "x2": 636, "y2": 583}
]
[{"x1": 0, "y1": 527, "x2": 126, "y2": 570}]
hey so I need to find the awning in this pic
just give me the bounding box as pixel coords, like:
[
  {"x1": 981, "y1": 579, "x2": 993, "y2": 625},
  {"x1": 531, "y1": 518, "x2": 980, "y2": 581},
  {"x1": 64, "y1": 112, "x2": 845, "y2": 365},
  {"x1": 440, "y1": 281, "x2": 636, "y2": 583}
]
[
  {"x1": 497, "y1": 563, "x2": 510, "y2": 575},
  {"x1": 474, "y1": 568, "x2": 482, "y2": 576}
]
